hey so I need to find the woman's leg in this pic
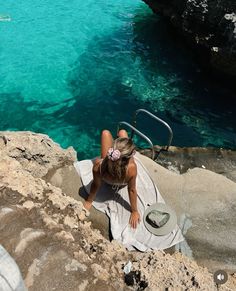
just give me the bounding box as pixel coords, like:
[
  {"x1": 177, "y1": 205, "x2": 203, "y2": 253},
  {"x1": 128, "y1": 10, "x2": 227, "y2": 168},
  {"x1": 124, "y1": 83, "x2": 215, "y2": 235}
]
[
  {"x1": 117, "y1": 129, "x2": 128, "y2": 138},
  {"x1": 101, "y1": 130, "x2": 113, "y2": 158}
]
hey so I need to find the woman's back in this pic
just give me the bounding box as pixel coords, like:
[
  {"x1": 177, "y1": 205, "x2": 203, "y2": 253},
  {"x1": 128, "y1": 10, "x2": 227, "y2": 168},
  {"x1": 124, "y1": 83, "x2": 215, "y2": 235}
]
[{"x1": 94, "y1": 157, "x2": 136, "y2": 186}]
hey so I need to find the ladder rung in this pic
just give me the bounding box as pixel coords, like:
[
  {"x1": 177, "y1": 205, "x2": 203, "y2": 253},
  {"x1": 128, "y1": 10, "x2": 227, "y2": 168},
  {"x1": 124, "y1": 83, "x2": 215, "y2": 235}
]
[
  {"x1": 117, "y1": 121, "x2": 155, "y2": 160},
  {"x1": 132, "y1": 109, "x2": 173, "y2": 151},
  {"x1": 117, "y1": 109, "x2": 173, "y2": 160}
]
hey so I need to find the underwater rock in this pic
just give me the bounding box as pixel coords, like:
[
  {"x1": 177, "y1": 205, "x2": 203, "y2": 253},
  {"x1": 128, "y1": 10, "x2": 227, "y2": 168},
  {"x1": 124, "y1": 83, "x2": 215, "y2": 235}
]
[{"x1": 143, "y1": 0, "x2": 236, "y2": 79}]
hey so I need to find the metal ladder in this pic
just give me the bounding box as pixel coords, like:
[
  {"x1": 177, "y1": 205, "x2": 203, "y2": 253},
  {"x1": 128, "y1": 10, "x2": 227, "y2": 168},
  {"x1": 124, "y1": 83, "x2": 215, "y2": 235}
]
[{"x1": 117, "y1": 109, "x2": 173, "y2": 160}]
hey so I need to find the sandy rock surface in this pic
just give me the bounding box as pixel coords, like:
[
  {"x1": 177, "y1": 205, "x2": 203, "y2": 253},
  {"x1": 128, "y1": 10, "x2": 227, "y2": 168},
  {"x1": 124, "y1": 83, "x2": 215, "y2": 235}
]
[
  {"x1": 0, "y1": 131, "x2": 76, "y2": 178},
  {"x1": 0, "y1": 131, "x2": 236, "y2": 290},
  {"x1": 138, "y1": 152, "x2": 236, "y2": 274}
]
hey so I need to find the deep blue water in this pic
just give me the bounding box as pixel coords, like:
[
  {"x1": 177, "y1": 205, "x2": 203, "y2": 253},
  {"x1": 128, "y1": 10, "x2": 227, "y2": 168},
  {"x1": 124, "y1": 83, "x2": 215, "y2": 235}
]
[{"x1": 0, "y1": 1, "x2": 235, "y2": 159}]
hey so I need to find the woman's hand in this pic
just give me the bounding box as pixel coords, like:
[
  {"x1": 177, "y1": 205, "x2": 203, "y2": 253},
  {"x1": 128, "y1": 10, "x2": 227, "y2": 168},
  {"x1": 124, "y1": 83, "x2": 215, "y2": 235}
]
[
  {"x1": 83, "y1": 200, "x2": 92, "y2": 211},
  {"x1": 129, "y1": 211, "x2": 140, "y2": 229}
]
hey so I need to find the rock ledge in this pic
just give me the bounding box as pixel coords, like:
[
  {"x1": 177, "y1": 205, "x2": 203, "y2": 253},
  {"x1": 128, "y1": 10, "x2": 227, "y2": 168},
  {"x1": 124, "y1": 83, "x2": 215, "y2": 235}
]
[{"x1": 0, "y1": 131, "x2": 236, "y2": 290}]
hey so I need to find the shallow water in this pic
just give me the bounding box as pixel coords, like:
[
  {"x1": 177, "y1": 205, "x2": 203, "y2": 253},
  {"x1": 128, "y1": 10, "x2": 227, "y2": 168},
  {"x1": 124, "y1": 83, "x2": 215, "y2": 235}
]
[{"x1": 0, "y1": 1, "x2": 235, "y2": 159}]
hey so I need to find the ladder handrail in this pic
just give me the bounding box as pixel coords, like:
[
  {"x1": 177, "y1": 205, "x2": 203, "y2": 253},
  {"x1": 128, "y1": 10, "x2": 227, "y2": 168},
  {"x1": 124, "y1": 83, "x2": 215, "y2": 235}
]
[
  {"x1": 132, "y1": 109, "x2": 173, "y2": 151},
  {"x1": 117, "y1": 121, "x2": 155, "y2": 160}
]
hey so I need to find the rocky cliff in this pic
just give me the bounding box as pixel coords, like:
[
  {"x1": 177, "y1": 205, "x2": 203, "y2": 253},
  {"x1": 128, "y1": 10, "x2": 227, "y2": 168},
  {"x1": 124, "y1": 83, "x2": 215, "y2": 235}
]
[
  {"x1": 143, "y1": 0, "x2": 236, "y2": 78},
  {"x1": 1, "y1": 131, "x2": 236, "y2": 290}
]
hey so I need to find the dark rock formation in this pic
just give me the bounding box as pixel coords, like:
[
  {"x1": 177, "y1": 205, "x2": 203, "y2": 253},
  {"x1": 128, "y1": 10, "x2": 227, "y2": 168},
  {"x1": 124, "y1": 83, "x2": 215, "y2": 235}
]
[{"x1": 143, "y1": 0, "x2": 236, "y2": 78}]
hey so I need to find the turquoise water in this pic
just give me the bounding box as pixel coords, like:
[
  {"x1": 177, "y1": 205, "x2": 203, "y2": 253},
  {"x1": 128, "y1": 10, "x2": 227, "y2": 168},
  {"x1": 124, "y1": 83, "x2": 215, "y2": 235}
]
[{"x1": 0, "y1": 1, "x2": 235, "y2": 159}]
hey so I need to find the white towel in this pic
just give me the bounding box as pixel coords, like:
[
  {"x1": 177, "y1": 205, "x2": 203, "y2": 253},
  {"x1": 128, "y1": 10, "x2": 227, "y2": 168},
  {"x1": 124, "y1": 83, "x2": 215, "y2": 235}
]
[{"x1": 74, "y1": 154, "x2": 184, "y2": 251}]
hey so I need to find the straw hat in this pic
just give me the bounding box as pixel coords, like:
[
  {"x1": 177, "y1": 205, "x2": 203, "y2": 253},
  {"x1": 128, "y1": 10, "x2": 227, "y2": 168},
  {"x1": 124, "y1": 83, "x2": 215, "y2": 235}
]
[{"x1": 143, "y1": 203, "x2": 177, "y2": 236}]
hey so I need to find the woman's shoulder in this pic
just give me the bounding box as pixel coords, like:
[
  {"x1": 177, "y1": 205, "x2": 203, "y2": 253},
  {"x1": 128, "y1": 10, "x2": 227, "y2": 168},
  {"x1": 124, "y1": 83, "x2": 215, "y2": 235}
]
[{"x1": 127, "y1": 159, "x2": 137, "y2": 178}]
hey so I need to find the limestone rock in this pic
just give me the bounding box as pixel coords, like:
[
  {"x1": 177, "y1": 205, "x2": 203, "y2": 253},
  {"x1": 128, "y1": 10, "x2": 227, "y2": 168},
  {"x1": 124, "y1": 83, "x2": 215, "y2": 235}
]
[
  {"x1": 0, "y1": 131, "x2": 77, "y2": 178},
  {"x1": 0, "y1": 131, "x2": 236, "y2": 290},
  {"x1": 141, "y1": 146, "x2": 236, "y2": 182},
  {"x1": 138, "y1": 151, "x2": 236, "y2": 273}
]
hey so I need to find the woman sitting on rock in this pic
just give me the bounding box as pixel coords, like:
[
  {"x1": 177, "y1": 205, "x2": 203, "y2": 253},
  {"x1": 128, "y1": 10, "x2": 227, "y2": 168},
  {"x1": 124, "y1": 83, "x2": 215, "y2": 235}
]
[
  {"x1": 75, "y1": 129, "x2": 183, "y2": 251},
  {"x1": 83, "y1": 129, "x2": 141, "y2": 229}
]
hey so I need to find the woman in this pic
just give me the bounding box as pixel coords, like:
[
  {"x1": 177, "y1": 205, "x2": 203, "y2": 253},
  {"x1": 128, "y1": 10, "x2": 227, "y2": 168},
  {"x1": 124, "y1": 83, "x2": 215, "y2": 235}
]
[{"x1": 83, "y1": 129, "x2": 141, "y2": 229}]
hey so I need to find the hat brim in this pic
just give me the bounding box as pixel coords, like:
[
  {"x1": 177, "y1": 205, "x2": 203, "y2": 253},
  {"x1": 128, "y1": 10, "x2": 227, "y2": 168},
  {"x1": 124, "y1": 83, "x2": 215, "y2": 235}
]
[{"x1": 143, "y1": 203, "x2": 177, "y2": 236}]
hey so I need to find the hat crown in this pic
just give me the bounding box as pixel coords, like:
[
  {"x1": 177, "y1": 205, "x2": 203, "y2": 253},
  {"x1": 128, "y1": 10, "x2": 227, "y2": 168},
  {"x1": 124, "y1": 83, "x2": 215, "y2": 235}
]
[
  {"x1": 146, "y1": 210, "x2": 170, "y2": 228},
  {"x1": 143, "y1": 203, "x2": 177, "y2": 236}
]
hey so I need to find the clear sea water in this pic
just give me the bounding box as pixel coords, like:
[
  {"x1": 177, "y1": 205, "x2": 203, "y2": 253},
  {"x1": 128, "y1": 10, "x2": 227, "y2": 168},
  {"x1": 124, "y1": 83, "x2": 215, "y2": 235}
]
[{"x1": 0, "y1": 1, "x2": 235, "y2": 159}]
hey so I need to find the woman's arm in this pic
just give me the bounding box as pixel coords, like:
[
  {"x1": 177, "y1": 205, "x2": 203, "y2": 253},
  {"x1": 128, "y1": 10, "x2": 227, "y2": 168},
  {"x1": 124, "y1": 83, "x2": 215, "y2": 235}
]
[
  {"x1": 127, "y1": 162, "x2": 140, "y2": 229},
  {"x1": 83, "y1": 160, "x2": 102, "y2": 210}
]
